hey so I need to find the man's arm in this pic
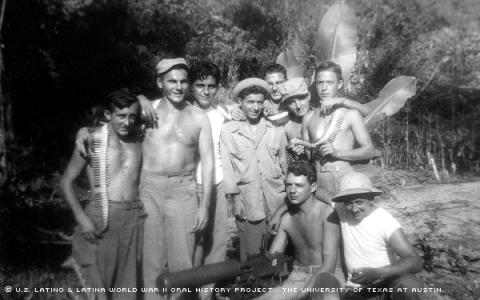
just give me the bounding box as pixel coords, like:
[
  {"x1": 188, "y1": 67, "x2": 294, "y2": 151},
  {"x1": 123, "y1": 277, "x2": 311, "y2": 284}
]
[
  {"x1": 278, "y1": 128, "x2": 288, "y2": 175},
  {"x1": 137, "y1": 95, "x2": 158, "y2": 128},
  {"x1": 352, "y1": 228, "x2": 423, "y2": 285},
  {"x1": 319, "y1": 109, "x2": 375, "y2": 161},
  {"x1": 268, "y1": 222, "x2": 288, "y2": 254},
  {"x1": 220, "y1": 129, "x2": 240, "y2": 195},
  {"x1": 320, "y1": 97, "x2": 370, "y2": 117},
  {"x1": 317, "y1": 208, "x2": 340, "y2": 273},
  {"x1": 301, "y1": 110, "x2": 314, "y2": 160},
  {"x1": 194, "y1": 112, "x2": 214, "y2": 232},
  {"x1": 75, "y1": 127, "x2": 93, "y2": 158},
  {"x1": 60, "y1": 140, "x2": 97, "y2": 243},
  {"x1": 220, "y1": 129, "x2": 246, "y2": 219}
]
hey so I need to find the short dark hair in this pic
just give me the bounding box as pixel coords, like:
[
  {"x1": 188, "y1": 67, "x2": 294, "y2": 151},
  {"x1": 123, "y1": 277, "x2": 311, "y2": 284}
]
[
  {"x1": 239, "y1": 85, "x2": 269, "y2": 100},
  {"x1": 105, "y1": 88, "x2": 139, "y2": 112},
  {"x1": 264, "y1": 63, "x2": 287, "y2": 79},
  {"x1": 287, "y1": 160, "x2": 316, "y2": 184},
  {"x1": 315, "y1": 61, "x2": 343, "y2": 81},
  {"x1": 189, "y1": 61, "x2": 221, "y2": 85}
]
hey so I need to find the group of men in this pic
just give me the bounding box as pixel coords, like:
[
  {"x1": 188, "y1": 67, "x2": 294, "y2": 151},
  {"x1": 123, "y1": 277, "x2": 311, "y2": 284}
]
[{"x1": 60, "y1": 56, "x2": 425, "y2": 300}]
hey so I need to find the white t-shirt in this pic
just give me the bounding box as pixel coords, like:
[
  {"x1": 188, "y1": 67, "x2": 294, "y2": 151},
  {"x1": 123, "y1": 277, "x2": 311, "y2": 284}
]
[
  {"x1": 196, "y1": 106, "x2": 229, "y2": 185},
  {"x1": 336, "y1": 205, "x2": 401, "y2": 287}
]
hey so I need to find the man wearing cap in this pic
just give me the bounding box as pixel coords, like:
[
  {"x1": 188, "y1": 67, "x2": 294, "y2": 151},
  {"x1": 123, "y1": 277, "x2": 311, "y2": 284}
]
[
  {"x1": 220, "y1": 78, "x2": 288, "y2": 260},
  {"x1": 256, "y1": 161, "x2": 343, "y2": 300},
  {"x1": 280, "y1": 77, "x2": 311, "y2": 164},
  {"x1": 140, "y1": 58, "x2": 213, "y2": 299},
  {"x1": 332, "y1": 172, "x2": 423, "y2": 300},
  {"x1": 302, "y1": 61, "x2": 375, "y2": 196}
]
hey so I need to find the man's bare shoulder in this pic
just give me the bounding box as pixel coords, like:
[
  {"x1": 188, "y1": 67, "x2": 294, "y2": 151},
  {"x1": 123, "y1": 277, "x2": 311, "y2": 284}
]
[
  {"x1": 344, "y1": 108, "x2": 363, "y2": 119},
  {"x1": 304, "y1": 110, "x2": 315, "y2": 122}
]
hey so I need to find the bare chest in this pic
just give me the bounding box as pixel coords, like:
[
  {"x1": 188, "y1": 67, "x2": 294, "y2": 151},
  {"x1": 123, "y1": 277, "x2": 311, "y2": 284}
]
[
  {"x1": 286, "y1": 216, "x2": 324, "y2": 249},
  {"x1": 308, "y1": 114, "x2": 333, "y2": 142},
  {"x1": 146, "y1": 113, "x2": 199, "y2": 147},
  {"x1": 285, "y1": 121, "x2": 302, "y2": 141},
  {"x1": 107, "y1": 144, "x2": 142, "y2": 176}
]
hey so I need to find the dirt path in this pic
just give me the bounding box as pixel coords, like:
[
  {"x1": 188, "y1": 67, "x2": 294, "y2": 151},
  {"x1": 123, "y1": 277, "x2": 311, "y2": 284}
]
[{"x1": 377, "y1": 181, "x2": 480, "y2": 300}]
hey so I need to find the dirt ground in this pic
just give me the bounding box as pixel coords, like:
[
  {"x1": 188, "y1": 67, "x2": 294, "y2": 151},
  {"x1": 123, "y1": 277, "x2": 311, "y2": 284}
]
[{"x1": 377, "y1": 180, "x2": 480, "y2": 300}]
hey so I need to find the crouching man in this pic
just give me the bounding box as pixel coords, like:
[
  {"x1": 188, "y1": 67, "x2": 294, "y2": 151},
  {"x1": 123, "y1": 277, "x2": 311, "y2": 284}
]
[
  {"x1": 332, "y1": 172, "x2": 424, "y2": 300},
  {"x1": 61, "y1": 89, "x2": 144, "y2": 300},
  {"x1": 257, "y1": 161, "x2": 344, "y2": 300}
]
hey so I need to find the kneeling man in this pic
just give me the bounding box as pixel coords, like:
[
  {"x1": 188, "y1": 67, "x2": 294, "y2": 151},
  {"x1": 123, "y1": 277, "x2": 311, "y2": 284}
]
[
  {"x1": 332, "y1": 172, "x2": 423, "y2": 300},
  {"x1": 257, "y1": 161, "x2": 343, "y2": 300}
]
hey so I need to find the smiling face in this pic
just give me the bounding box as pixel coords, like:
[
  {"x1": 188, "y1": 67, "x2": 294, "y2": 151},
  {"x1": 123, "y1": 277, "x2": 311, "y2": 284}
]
[
  {"x1": 344, "y1": 195, "x2": 375, "y2": 221},
  {"x1": 315, "y1": 70, "x2": 343, "y2": 101},
  {"x1": 265, "y1": 72, "x2": 286, "y2": 102},
  {"x1": 157, "y1": 68, "x2": 189, "y2": 103},
  {"x1": 192, "y1": 75, "x2": 218, "y2": 109},
  {"x1": 285, "y1": 173, "x2": 316, "y2": 206},
  {"x1": 240, "y1": 93, "x2": 265, "y2": 121},
  {"x1": 104, "y1": 103, "x2": 139, "y2": 137},
  {"x1": 286, "y1": 94, "x2": 310, "y2": 118}
]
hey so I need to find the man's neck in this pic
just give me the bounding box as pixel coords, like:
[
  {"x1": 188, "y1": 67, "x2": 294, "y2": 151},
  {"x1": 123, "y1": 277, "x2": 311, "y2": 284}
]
[
  {"x1": 292, "y1": 194, "x2": 316, "y2": 215},
  {"x1": 193, "y1": 101, "x2": 213, "y2": 112},
  {"x1": 269, "y1": 98, "x2": 281, "y2": 105},
  {"x1": 107, "y1": 123, "x2": 135, "y2": 144},
  {"x1": 289, "y1": 114, "x2": 304, "y2": 124},
  {"x1": 246, "y1": 117, "x2": 261, "y2": 126},
  {"x1": 163, "y1": 96, "x2": 187, "y2": 111}
]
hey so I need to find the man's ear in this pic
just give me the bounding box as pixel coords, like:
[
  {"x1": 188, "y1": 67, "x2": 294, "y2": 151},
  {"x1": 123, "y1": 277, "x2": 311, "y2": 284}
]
[
  {"x1": 104, "y1": 109, "x2": 112, "y2": 121},
  {"x1": 310, "y1": 182, "x2": 317, "y2": 193},
  {"x1": 157, "y1": 77, "x2": 163, "y2": 90},
  {"x1": 337, "y1": 79, "x2": 344, "y2": 91}
]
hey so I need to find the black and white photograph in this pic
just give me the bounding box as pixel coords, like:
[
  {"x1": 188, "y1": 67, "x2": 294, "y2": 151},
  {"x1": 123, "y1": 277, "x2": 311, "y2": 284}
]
[{"x1": 0, "y1": 0, "x2": 479, "y2": 299}]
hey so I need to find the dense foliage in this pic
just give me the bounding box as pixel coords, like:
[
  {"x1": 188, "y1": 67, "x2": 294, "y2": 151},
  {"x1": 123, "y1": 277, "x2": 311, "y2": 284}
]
[{"x1": 2, "y1": 0, "x2": 479, "y2": 178}]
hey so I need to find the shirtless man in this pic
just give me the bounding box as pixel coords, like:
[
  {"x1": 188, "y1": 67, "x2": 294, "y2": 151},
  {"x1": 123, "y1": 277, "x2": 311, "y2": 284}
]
[
  {"x1": 140, "y1": 58, "x2": 214, "y2": 299},
  {"x1": 75, "y1": 59, "x2": 214, "y2": 299},
  {"x1": 61, "y1": 88, "x2": 143, "y2": 300},
  {"x1": 257, "y1": 161, "x2": 343, "y2": 300},
  {"x1": 280, "y1": 77, "x2": 311, "y2": 164},
  {"x1": 302, "y1": 61, "x2": 375, "y2": 195}
]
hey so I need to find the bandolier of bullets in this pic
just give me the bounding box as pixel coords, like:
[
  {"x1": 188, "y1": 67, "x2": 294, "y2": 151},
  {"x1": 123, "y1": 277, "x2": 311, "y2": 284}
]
[
  {"x1": 288, "y1": 109, "x2": 346, "y2": 149},
  {"x1": 90, "y1": 123, "x2": 110, "y2": 232}
]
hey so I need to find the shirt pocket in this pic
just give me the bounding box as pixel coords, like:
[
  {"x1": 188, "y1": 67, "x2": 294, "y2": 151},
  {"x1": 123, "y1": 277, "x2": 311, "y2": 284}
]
[{"x1": 267, "y1": 145, "x2": 283, "y2": 179}]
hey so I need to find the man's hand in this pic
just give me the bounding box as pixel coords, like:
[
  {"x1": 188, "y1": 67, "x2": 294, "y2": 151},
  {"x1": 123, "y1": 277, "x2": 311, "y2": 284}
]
[
  {"x1": 75, "y1": 127, "x2": 93, "y2": 158},
  {"x1": 193, "y1": 206, "x2": 209, "y2": 232},
  {"x1": 320, "y1": 97, "x2": 344, "y2": 115},
  {"x1": 229, "y1": 105, "x2": 247, "y2": 121},
  {"x1": 137, "y1": 95, "x2": 158, "y2": 128},
  {"x1": 351, "y1": 267, "x2": 384, "y2": 286},
  {"x1": 78, "y1": 215, "x2": 99, "y2": 244},
  {"x1": 287, "y1": 143, "x2": 305, "y2": 156},
  {"x1": 318, "y1": 142, "x2": 338, "y2": 158},
  {"x1": 268, "y1": 209, "x2": 282, "y2": 235},
  {"x1": 232, "y1": 194, "x2": 246, "y2": 221},
  {"x1": 263, "y1": 106, "x2": 274, "y2": 117}
]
